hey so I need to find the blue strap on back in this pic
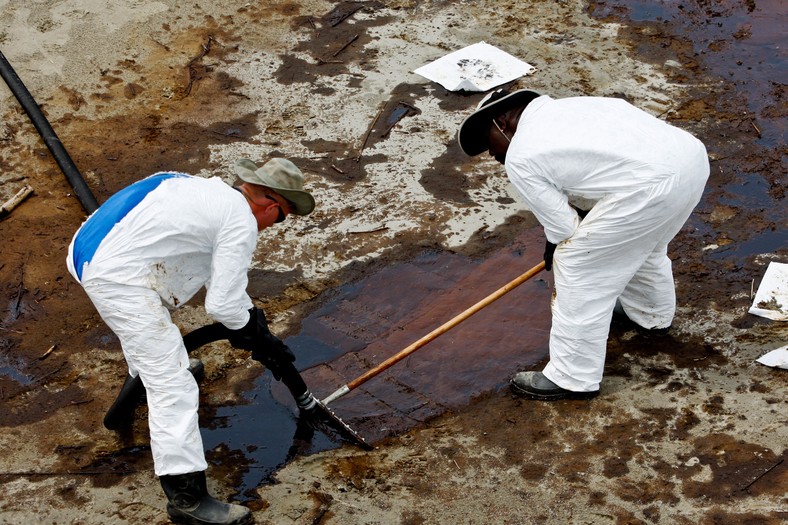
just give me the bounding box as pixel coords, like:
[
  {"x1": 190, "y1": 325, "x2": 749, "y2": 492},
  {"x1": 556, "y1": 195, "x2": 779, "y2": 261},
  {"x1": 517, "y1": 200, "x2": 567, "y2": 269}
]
[{"x1": 72, "y1": 173, "x2": 187, "y2": 279}]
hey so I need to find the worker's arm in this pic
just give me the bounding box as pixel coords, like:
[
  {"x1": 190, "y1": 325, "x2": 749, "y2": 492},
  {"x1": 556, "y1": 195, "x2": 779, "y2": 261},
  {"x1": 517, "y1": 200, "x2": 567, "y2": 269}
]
[
  {"x1": 203, "y1": 209, "x2": 257, "y2": 329},
  {"x1": 505, "y1": 158, "x2": 581, "y2": 245}
]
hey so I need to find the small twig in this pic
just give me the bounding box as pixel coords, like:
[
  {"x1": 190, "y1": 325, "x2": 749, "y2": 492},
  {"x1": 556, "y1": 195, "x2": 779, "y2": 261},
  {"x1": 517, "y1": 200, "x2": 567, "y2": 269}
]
[
  {"x1": 348, "y1": 226, "x2": 388, "y2": 235},
  {"x1": 38, "y1": 345, "x2": 56, "y2": 360},
  {"x1": 333, "y1": 498, "x2": 362, "y2": 510},
  {"x1": 30, "y1": 365, "x2": 64, "y2": 385},
  {"x1": 13, "y1": 276, "x2": 25, "y2": 319},
  {"x1": 656, "y1": 106, "x2": 674, "y2": 119},
  {"x1": 330, "y1": 164, "x2": 345, "y2": 174},
  {"x1": 750, "y1": 119, "x2": 761, "y2": 138},
  {"x1": 332, "y1": 34, "x2": 359, "y2": 57},
  {"x1": 355, "y1": 103, "x2": 385, "y2": 162},
  {"x1": 739, "y1": 458, "x2": 784, "y2": 492}
]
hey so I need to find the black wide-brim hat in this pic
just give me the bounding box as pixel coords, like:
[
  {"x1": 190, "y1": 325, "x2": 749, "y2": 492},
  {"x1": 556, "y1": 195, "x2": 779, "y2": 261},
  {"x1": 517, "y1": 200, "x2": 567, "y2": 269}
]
[{"x1": 457, "y1": 88, "x2": 541, "y2": 156}]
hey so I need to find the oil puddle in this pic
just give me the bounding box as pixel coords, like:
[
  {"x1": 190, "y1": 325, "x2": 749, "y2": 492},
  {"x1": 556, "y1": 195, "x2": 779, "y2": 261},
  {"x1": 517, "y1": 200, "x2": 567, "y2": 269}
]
[
  {"x1": 591, "y1": 0, "x2": 786, "y2": 144},
  {"x1": 201, "y1": 227, "x2": 551, "y2": 500}
]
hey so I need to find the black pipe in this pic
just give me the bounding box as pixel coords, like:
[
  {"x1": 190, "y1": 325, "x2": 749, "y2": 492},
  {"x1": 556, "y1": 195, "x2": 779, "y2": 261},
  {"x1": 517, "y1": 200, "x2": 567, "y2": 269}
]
[{"x1": 0, "y1": 49, "x2": 99, "y2": 214}]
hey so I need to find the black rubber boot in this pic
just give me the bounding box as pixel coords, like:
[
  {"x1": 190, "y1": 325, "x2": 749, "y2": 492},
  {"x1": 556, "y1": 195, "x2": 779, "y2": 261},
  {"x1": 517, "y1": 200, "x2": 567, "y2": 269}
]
[
  {"x1": 160, "y1": 471, "x2": 252, "y2": 525},
  {"x1": 510, "y1": 371, "x2": 599, "y2": 400}
]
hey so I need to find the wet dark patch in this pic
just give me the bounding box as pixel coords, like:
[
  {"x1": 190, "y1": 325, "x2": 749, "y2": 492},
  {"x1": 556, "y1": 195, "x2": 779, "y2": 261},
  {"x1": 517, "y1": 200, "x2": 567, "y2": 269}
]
[
  {"x1": 606, "y1": 315, "x2": 727, "y2": 381},
  {"x1": 677, "y1": 435, "x2": 786, "y2": 502},
  {"x1": 290, "y1": 147, "x2": 387, "y2": 184},
  {"x1": 420, "y1": 141, "x2": 479, "y2": 205},
  {"x1": 275, "y1": 1, "x2": 390, "y2": 87},
  {"x1": 54, "y1": 111, "x2": 261, "y2": 198}
]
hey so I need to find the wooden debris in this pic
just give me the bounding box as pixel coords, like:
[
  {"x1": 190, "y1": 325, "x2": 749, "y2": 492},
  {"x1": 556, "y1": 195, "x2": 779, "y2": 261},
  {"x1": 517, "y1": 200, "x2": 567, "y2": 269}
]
[
  {"x1": 355, "y1": 103, "x2": 385, "y2": 162},
  {"x1": 750, "y1": 119, "x2": 761, "y2": 138},
  {"x1": 0, "y1": 185, "x2": 34, "y2": 219},
  {"x1": 184, "y1": 36, "x2": 215, "y2": 97},
  {"x1": 325, "y1": 3, "x2": 364, "y2": 27},
  {"x1": 38, "y1": 345, "x2": 56, "y2": 360}
]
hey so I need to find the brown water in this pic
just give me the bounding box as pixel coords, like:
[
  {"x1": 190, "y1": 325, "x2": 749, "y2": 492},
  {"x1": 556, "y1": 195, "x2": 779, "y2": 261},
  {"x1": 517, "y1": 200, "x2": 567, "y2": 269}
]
[{"x1": 202, "y1": 228, "x2": 550, "y2": 500}]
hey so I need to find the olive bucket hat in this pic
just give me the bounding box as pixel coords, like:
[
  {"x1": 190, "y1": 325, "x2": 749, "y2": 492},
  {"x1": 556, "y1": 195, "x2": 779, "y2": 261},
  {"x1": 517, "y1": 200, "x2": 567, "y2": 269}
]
[
  {"x1": 234, "y1": 158, "x2": 316, "y2": 216},
  {"x1": 457, "y1": 88, "x2": 541, "y2": 156}
]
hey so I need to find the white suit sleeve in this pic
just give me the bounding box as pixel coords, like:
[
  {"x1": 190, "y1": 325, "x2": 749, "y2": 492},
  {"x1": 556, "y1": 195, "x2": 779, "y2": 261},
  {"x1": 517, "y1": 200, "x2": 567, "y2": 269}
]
[
  {"x1": 204, "y1": 217, "x2": 256, "y2": 330},
  {"x1": 506, "y1": 158, "x2": 580, "y2": 244}
]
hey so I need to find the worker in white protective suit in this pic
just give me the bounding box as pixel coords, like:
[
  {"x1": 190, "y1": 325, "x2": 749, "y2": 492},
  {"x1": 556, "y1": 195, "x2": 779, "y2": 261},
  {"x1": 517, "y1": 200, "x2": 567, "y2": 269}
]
[
  {"x1": 457, "y1": 88, "x2": 709, "y2": 400},
  {"x1": 66, "y1": 157, "x2": 315, "y2": 525}
]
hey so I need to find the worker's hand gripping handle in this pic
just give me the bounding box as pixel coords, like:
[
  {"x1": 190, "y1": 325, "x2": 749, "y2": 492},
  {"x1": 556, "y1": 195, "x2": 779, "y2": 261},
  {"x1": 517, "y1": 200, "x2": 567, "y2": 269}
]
[{"x1": 228, "y1": 307, "x2": 296, "y2": 380}]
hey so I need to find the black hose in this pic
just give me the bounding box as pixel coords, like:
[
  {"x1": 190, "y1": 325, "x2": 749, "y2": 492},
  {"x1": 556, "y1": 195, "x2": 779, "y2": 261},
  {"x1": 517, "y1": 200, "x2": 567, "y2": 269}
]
[{"x1": 0, "y1": 49, "x2": 99, "y2": 214}]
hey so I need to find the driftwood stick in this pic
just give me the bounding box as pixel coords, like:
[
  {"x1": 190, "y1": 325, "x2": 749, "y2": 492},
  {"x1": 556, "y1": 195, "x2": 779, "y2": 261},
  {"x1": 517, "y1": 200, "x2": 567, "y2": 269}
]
[
  {"x1": 355, "y1": 103, "x2": 385, "y2": 162},
  {"x1": 0, "y1": 185, "x2": 34, "y2": 219}
]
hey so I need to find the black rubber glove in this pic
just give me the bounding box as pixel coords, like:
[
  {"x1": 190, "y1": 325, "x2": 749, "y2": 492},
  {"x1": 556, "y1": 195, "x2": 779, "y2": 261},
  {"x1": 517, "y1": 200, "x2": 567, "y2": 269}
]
[
  {"x1": 544, "y1": 240, "x2": 557, "y2": 272},
  {"x1": 228, "y1": 307, "x2": 296, "y2": 380}
]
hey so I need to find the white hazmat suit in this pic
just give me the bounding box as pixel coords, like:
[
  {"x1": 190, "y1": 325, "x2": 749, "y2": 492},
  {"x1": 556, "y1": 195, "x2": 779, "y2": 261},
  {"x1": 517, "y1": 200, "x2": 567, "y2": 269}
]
[
  {"x1": 67, "y1": 173, "x2": 257, "y2": 475},
  {"x1": 505, "y1": 96, "x2": 709, "y2": 393}
]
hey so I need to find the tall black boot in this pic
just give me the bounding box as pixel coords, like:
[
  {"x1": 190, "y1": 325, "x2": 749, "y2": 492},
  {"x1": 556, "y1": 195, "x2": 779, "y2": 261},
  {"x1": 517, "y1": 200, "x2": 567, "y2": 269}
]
[{"x1": 160, "y1": 471, "x2": 252, "y2": 525}]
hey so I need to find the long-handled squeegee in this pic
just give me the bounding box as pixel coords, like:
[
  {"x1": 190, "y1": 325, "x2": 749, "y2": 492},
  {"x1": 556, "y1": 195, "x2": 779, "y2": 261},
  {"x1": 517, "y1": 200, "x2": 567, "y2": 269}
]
[{"x1": 322, "y1": 261, "x2": 546, "y2": 405}]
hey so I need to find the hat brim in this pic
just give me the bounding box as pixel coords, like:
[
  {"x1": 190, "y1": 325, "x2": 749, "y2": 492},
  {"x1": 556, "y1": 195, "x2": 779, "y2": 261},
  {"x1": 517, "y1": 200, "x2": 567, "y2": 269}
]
[
  {"x1": 457, "y1": 89, "x2": 541, "y2": 156},
  {"x1": 234, "y1": 161, "x2": 316, "y2": 216},
  {"x1": 267, "y1": 187, "x2": 315, "y2": 216}
]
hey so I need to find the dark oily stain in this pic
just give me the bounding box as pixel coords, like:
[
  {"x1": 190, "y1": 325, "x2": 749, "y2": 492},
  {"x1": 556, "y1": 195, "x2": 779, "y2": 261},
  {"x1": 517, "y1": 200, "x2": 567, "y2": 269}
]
[
  {"x1": 364, "y1": 83, "x2": 425, "y2": 148},
  {"x1": 0, "y1": 379, "x2": 90, "y2": 427},
  {"x1": 277, "y1": 1, "x2": 390, "y2": 85},
  {"x1": 606, "y1": 315, "x2": 726, "y2": 378},
  {"x1": 589, "y1": 1, "x2": 784, "y2": 123},
  {"x1": 324, "y1": 2, "x2": 365, "y2": 27},
  {"x1": 420, "y1": 140, "x2": 481, "y2": 205},
  {"x1": 294, "y1": 83, "x2": 424, "y2": 184},
  {"x1": 56, "y1": 112, "x2": 261, "y2": 198},
  {"x1": 200, "y1": 372, "x2": 339, "y2": 503},
  {"x1": 677, "y1": 435, "x2": 787, "y2": 501},
  {"x1": 0, "y1": 338, "x2": 32, "y2": 386},
  {"x1": 292, "y1": 150, "x2": 387, "y2": 185},
  {"x1": 77, "y1": 445, "x2": 152, "y2": 489}
]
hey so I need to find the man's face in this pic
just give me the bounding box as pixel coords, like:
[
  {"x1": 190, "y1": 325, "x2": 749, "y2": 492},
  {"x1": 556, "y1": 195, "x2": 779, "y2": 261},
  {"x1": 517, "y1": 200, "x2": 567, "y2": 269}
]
[{"x1": 486, "y1": 117, "x2": 511, "y2": 165}]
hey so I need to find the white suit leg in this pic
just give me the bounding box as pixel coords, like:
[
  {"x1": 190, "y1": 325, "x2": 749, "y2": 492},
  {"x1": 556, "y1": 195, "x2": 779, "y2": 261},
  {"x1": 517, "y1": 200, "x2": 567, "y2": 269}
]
[
  {"x1": 618, "y1": 244, "x2": 675, "y2": 329},
  {"x1": 544, "y1": 189, "x2": 684, "y2": 391},
  {"x1": 81, "y1": 279, "x2": 208, "y2": 476}
]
